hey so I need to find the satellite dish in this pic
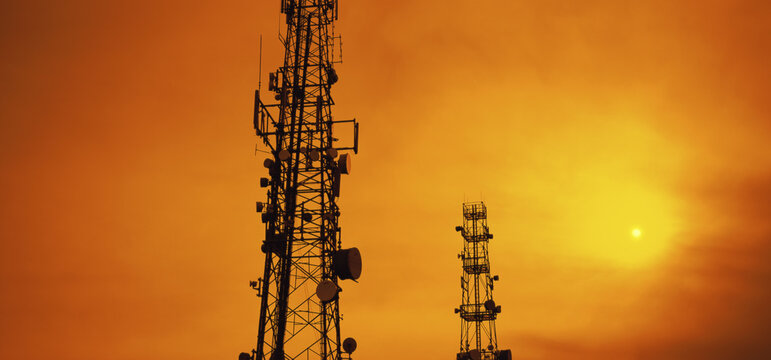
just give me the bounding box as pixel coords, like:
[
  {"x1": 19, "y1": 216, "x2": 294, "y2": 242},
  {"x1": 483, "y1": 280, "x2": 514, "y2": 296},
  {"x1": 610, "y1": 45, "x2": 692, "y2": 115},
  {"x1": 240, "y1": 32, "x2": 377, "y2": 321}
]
[
  {"x1": 239, "y1": 352, "x2": 251, "y2": 360},
  {"x1": 342, "y1": 337, "x2": 357, "y2": 353},
  {"x1": 484, "y1": 300, "x2": 496, "y2": 311},
  {"x1": 337, "y1": 153, "x2": 351, "y2": 174},
  {"x1": 333, "y1": 248, "x2": 362, "y2": 280},
  {"x1": 487, "y1": 345, "x2": 494, "y2": 351},
  {"x1": 309, "y1": 149, "x2": 321, "y2": 161},
  {"x1": 468, "y1": 349, "x2": 481, "y2": 360},
  {"x1": 496, "y1": 350, "x2": 512, "y2": 360},
  {"x1": 326, "y1": 148, "x2": 338, "y2": 159},
  {"x1": 327, "y1": 67, "x2": 339, "y2": 85},
  {"x1": 263, "y1": 158, "x2": 274, "y2": 168},
  {"x1": 302, "y1": 213, "x2": 313, "y2": 222},
  {"x1": 315, "y1": 280, "x2": 338, "y2": 302},
  {"x1": 278, "y1": 149, "x2": 291, "y2": 161},
  {"x1": 256, "y1": 202, "x2": 264, "y2": 212}
]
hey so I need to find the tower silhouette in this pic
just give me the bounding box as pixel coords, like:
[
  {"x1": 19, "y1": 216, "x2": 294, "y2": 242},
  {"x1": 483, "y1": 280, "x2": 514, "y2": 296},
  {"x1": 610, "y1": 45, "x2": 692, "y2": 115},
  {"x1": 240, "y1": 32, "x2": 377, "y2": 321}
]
[
  {"x1": 242, "y1": 1, "x2": 361, "y2": 360},
  {"x1": 454, "y1": 202, "x2": 511, "y2": 360}
]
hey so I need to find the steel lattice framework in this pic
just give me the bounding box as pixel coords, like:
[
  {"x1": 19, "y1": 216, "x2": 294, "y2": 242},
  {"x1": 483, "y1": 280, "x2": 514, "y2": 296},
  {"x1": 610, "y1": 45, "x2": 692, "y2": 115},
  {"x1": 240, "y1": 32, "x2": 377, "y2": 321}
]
[
  {"x1": 243, "y1": 1, "x2": 360, "y2": 360},
  {"x1": 454, "y1": 202, "x2": 510, "y2": 360}
]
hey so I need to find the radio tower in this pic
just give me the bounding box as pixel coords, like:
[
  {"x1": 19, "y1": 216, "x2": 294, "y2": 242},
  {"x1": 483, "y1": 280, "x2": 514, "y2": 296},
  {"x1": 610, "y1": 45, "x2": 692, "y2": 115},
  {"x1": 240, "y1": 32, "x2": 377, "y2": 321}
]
[
  {"x1": 241, "y1": 1, "x2": 361, "y2": 360},
  {"x1": 454, "y1": 202, "x2": 511, "y2": 360}
]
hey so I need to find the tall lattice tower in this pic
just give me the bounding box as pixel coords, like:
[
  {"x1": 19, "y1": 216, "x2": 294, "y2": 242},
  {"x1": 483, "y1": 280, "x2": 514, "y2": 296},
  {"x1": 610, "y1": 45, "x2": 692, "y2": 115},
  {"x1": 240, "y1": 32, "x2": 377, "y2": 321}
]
[
  {"x1": 454, "y1": 202, "x2": 511, "y2": 360},
  {"x1": 241, "y1": 1, "x2": 361, "y2": 360}
]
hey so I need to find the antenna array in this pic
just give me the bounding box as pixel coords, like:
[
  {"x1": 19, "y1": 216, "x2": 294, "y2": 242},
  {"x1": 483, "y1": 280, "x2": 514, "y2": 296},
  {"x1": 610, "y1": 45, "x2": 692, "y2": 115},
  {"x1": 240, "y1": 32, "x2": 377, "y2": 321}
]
[
  {"x1": 454, "y1": 202, "x2": 511, "y2": 360},
  {"x1": 241, "y1": 1, "x2": 361, "y2": 360}
]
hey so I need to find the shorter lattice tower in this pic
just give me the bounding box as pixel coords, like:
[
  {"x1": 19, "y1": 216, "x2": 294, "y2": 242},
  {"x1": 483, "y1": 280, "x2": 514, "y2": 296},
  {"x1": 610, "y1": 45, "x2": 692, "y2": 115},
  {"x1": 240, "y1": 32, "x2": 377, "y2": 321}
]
[{"x1": 454, "y1": 202, "x2": 511, "y2": 360}]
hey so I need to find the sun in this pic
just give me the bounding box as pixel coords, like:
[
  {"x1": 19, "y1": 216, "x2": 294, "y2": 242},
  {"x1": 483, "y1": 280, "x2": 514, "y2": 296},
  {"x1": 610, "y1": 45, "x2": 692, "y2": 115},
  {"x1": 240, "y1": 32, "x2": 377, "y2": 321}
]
[{"x1": 563, "y1": 181, "x2": 679, "y2": 268}]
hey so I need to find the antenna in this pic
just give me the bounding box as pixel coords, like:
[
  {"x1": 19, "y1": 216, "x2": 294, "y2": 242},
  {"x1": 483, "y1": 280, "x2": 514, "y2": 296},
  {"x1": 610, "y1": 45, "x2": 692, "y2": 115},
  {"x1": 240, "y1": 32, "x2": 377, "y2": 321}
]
[
  {"x1": 454, "y1": 201, "x2": 511, "y2": 360},
  {"x1": 258, "y1": 35, "x2": 263, "y2": 91},
  {"x1": 242, "y1": 2, "x2": 362, "y2": 360}
]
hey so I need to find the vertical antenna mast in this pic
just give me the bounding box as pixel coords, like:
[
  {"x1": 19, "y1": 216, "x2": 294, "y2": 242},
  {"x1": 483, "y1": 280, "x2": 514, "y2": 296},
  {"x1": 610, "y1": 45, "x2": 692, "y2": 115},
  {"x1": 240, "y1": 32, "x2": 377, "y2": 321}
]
[
  {"x1": 258, "y1": 35, "x2": 263, "y2": 91},
  {"x1": 242, "y1": 1, "x2": 362, "y2": 360},
  {"x1": 454, "y1": 202, "x2": 511, "y2": 360}
]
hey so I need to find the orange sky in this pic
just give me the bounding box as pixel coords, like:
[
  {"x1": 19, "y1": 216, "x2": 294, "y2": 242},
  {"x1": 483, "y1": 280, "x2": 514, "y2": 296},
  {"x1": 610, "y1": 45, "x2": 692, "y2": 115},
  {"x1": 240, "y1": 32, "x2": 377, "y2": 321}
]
[{"x1": 1, "y1": 1, "x2": 770, "y2": 359}]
